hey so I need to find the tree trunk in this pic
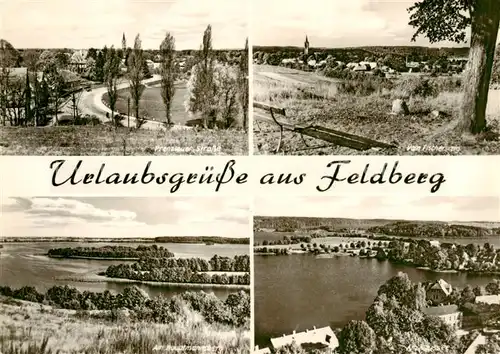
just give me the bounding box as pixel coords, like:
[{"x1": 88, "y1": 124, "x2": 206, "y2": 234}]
[
  {"x1": 459, "y1": 0, "x2": 500, "y2": 134},
  {"x1": 136, "y1": 104, "x2": 139, "y2": 126},
  {"x1": 166, "y1": 101, "x2": 171, "y2": 126}
]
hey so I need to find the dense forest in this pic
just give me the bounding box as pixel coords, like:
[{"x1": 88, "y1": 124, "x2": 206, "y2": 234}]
[
  {"x1": 368, "y1": 221, "x2": 495, "y2": 238},
  {"x1": 47, "y1": 245, "x2": 175, "y2": 259},
  {"x1": 254, "y1": 216, "x2": 391, "y2": 232},
  {"x1": 105, "y1": 255, "x2": 250, "y2": 285},
  {"x1": 0, "y1": 284, "x2": 250, "y2": 327}
]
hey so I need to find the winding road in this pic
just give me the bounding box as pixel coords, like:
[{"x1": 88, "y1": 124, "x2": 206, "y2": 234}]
[{"x1": 77, "y1": 75, "x2": 191, "y2": 130}]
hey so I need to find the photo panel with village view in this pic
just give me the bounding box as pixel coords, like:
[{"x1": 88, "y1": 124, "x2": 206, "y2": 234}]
[
  {"x1": 0, "y1": 196, "x2": 251, "y2": 353},
  {"x1": 252, "y1": 0, "x2": 500, "y2": 156},
  {"x1": 252, "y1": 196, "x2": 500, "y2": 354},
  {"x1": 0, "y1": 0, "x2": 249, "y2": 156}
]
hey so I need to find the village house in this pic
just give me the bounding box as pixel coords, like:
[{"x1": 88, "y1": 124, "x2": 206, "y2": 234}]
[
  {"x1": 69, "y1": 50, "x2": 87, "y2": 74},
  {"x1": 423, "y1": 304, "x2": 462, "y2": 330},
  {"x1": 353, "y1": 64, "x2": 368, "y2": 72},
  {"x1": 429, "y1": 240, "x2": 441, "y2": 247},
  {"x1": 253, "y1": 346, "x2": 271, "y2": 354},
  {"x1": 270, "y1": 326, "x2": 339, "y2": 351},
  {"x1": 475, "y1": 295, "x2": 500, "y2": 305},
  {"x1": 426, "y1": 279, "x2": 453, "y2": 304}
]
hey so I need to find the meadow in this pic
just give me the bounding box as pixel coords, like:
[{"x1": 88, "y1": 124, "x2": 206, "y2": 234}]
[
  {"x1": 0, "y1": 125, "x2": 248, "y2": 155},
  {"x1": 0, "y1": 297, "x2": 249, "y2": 354},
  {"x1": 253, "y1": 65, "x2": 500, "y2": 155},
  {"x1": 102, "y1": 85, "x2": 188, "y2": 124}
]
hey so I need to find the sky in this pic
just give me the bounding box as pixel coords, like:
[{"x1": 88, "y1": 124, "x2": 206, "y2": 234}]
[
  {"x1": 253, "y1": 0, "x2": 500, "y2": 47},
  {"x1": 255, "y1": 196, "x2": 500, "y2": 223},
  {"x1": 0, "y1": 0, "x2": 248, "y2": 50},
  {"x1": 0, "y1": 196, "x2": 250, "y2": 238}
]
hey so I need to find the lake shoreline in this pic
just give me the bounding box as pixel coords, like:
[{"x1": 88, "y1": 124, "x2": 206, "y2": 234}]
[
  {"x1": 61, "y1": 274, "x2": 250, "y2": 290},
  {"x1": 254, "y1": 245, "x2": 500, "y2": 276},
  {"x1": 1, "y1": 237, "x2": 250, "y2": 244}
]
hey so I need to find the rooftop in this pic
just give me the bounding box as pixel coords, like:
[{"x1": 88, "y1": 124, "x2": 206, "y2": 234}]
[
  {"x1": 253, "y1": 346, "x2": 271, "y2": 354},
  {"x1": 475, "y1": 295, "x2": 500, "y2": 305},
  {"x1": 270, "y1": 326, "x2": 338, "y2": 349},
  {"x1": 428, "y1": 279, "x2": 453, "y2": 296},
  {"x1": 423, "y1": 304, "x2": 460, "y2": 317}
]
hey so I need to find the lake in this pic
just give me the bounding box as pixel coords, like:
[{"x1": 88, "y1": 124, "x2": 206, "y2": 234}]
[
  {"x1": 0, "y1": 242, "x2": 249, "y2": 299},
  {"x1": 254, "y1": 236, "x2": 500, "y2": 348}
]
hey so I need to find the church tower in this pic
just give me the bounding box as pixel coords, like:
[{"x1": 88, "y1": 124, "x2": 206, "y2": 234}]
[{"x1": 304, "y1": 35, "x2": 309, "y2": 56}]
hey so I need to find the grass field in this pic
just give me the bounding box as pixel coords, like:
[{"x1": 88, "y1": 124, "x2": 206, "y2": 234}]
[
  {"x1": 0, "y1": 297, "x2": 250, "y2": 354},
  {"x1": 0, "y1": 125, "x2": 248, "y2": 155},
  {"x1": 253, "y1": 65, "x2": 500, "y2": 155},
  {"x1": 103, "y1": 85, "x2": 188, "y2": 123}
]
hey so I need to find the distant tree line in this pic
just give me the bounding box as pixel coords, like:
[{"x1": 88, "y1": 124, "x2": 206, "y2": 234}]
[
  {"x1": 105, "y1": 255, "x2": 250, "y2": 285},
  {"x1": 154, "y1": 236, "x2": 249, "y2": 244},
  {"x1": 368, "y1": 221, "x2": 494, "y2": 238},
  {"x1": 0, "y1": 284, "x2": 249, "y2": 328},
  {"x1": 47, "y1": 245, "x2": 175, "y2": 259}
]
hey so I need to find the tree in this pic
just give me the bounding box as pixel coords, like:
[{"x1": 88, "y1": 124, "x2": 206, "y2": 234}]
[
  {"x1": 104, "y1": 47, "x2": 121, "y2": 127},
  {"x1": 408, "y1": 0, "x2": 500, "y2": 134},
  {"x1": 238, "y1": 38, "x2": 249, "y2": 131},
  {"x1": 493, "y1": 45, "x2": 500, "y2": 84},
  {"x1": 128, "y1": 34, "x2": 146, "y2": 128},
  {"x1": 338, "y1": 320, "x2": 376, "y2": 354},
  {"x1": 122, "y1": 33, "x2": 127, "y2": 58},
  {"x1": 44, "y1": 63, "x2": 66, "y2": 125},
  {"x1": 486, "y1": 279, "x2": 500, "y2": 295},
  {"x1": 187, "y1": 24, "x2": 216, "y2": 128},
  {"x1": 95, "y1": 49, "x2": 105, "y2": 82},
  {"x1": 159, "y1": 32, "x2": 176, "y2": 126}
]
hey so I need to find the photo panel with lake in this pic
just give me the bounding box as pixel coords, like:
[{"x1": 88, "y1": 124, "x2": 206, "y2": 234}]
[
  {"x1": 252, "y1": 0, "x2": 500, "y2": 156},
  {"x1": 0, "y1": 0, "x2": 249, "y2": 156},
  {"x1": 0, "y1": 196, "x2": 251, "y2": 353},
  {"x1": 253, "y1": 196, "x2": 500, "y2": 354}
]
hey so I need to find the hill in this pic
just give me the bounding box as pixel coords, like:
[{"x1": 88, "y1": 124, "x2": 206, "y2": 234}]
[
  {"x1": 368, "y1": 221, "x2": 498, "y2": 238},
  {"x1": 254, "y1": 217, "x2": 499, "y2": 237},
  {"x1": 254, "y1": 216, "x2": 397, "y2": 232}
]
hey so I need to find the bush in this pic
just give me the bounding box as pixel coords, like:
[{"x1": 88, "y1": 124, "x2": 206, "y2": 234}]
[
  {"x1": 338, "y1": 76, "x2": 393, "y2": 96},
  {"x1": 393, "y1": 77, "x2": 438, "y2": 99}
]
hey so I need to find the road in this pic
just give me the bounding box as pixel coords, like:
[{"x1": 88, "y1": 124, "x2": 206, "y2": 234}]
[{"x1": 78, "y1": 75, "x2": 170, "y2": 130}]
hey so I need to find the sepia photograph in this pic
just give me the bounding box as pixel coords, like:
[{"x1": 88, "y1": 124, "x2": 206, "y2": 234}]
[
  {"x1": 0, "y1": 196, "x2": 250, "y2": 353},
  {"x1": 253, "y1": 196, "x2": 500, "y2": 354},
  {"x1": 252, "y1": 0, "x2": 500, "y2": 155},
  {"x1": 0, "y1": 0, "x2": 249, "y2": 156}
]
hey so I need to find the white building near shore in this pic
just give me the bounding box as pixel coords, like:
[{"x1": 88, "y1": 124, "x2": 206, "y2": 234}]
[
  {"x1": 475, "y1": 295, "x2": 500, "y2": 305},
  {"x1": 253, "y1": 346, "x2": 271, "y2": 354},
  {"x1": 270, "y1": 326, "x2": 339, "y2": 350}
]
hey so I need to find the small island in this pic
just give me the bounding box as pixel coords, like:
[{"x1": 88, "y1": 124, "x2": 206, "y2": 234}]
[{"x1": 47, "y1": 245, "x2": 175, "y2": 260}]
